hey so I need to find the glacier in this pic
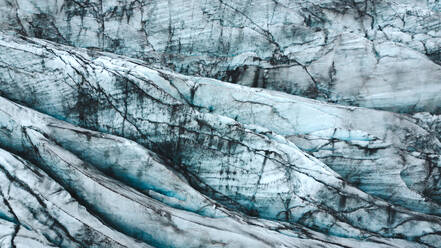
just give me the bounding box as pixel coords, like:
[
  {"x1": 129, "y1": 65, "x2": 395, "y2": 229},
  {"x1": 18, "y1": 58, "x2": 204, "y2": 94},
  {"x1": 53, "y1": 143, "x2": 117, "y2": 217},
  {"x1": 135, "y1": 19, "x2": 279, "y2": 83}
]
[
  {"x1": 0, "y1": 0, "x2": 439, "y2": 112},
  {"x1": 0, "y1": 0, "x2": 439, "y2": 247}
]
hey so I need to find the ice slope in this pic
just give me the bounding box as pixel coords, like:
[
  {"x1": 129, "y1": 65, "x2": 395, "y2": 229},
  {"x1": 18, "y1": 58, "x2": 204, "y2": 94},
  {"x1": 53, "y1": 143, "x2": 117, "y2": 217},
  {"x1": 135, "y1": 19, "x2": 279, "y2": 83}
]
[
  {"x1": 0, "y1": 0, "x2": 439, "y2": 112},
  {"x1": 0, "y1": 94, "x2": 429, "y2": 247},
  {"x1": 0, "y1": 33, "x2": 440, "y2": 246}
]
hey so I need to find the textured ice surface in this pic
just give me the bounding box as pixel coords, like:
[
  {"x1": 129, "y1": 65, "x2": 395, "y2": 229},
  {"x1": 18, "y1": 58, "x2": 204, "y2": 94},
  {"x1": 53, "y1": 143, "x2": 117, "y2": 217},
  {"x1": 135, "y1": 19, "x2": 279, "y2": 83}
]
[
  {"x1": 0, "y1": 33, "x2": 440, "y2": 247},
  {"x1": 0, "y1": 0, "x2": 439, "y2": 112},
  {"x1": 0, "y1": 1, "x2": 440, "y2": 247},
  {"x1": 0, "y1": 85, "x2": 431, "y2": 248}
]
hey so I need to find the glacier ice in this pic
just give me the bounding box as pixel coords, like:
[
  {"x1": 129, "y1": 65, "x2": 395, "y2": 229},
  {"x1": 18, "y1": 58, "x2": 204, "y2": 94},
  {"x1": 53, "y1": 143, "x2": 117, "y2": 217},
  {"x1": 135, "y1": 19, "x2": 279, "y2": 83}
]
[
  {"x1": 0, "y1": 0, "x2": 439, "y2": 247},
  {"x1": 0, "y1": 0, "x2": 439, "y2": 112}
]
